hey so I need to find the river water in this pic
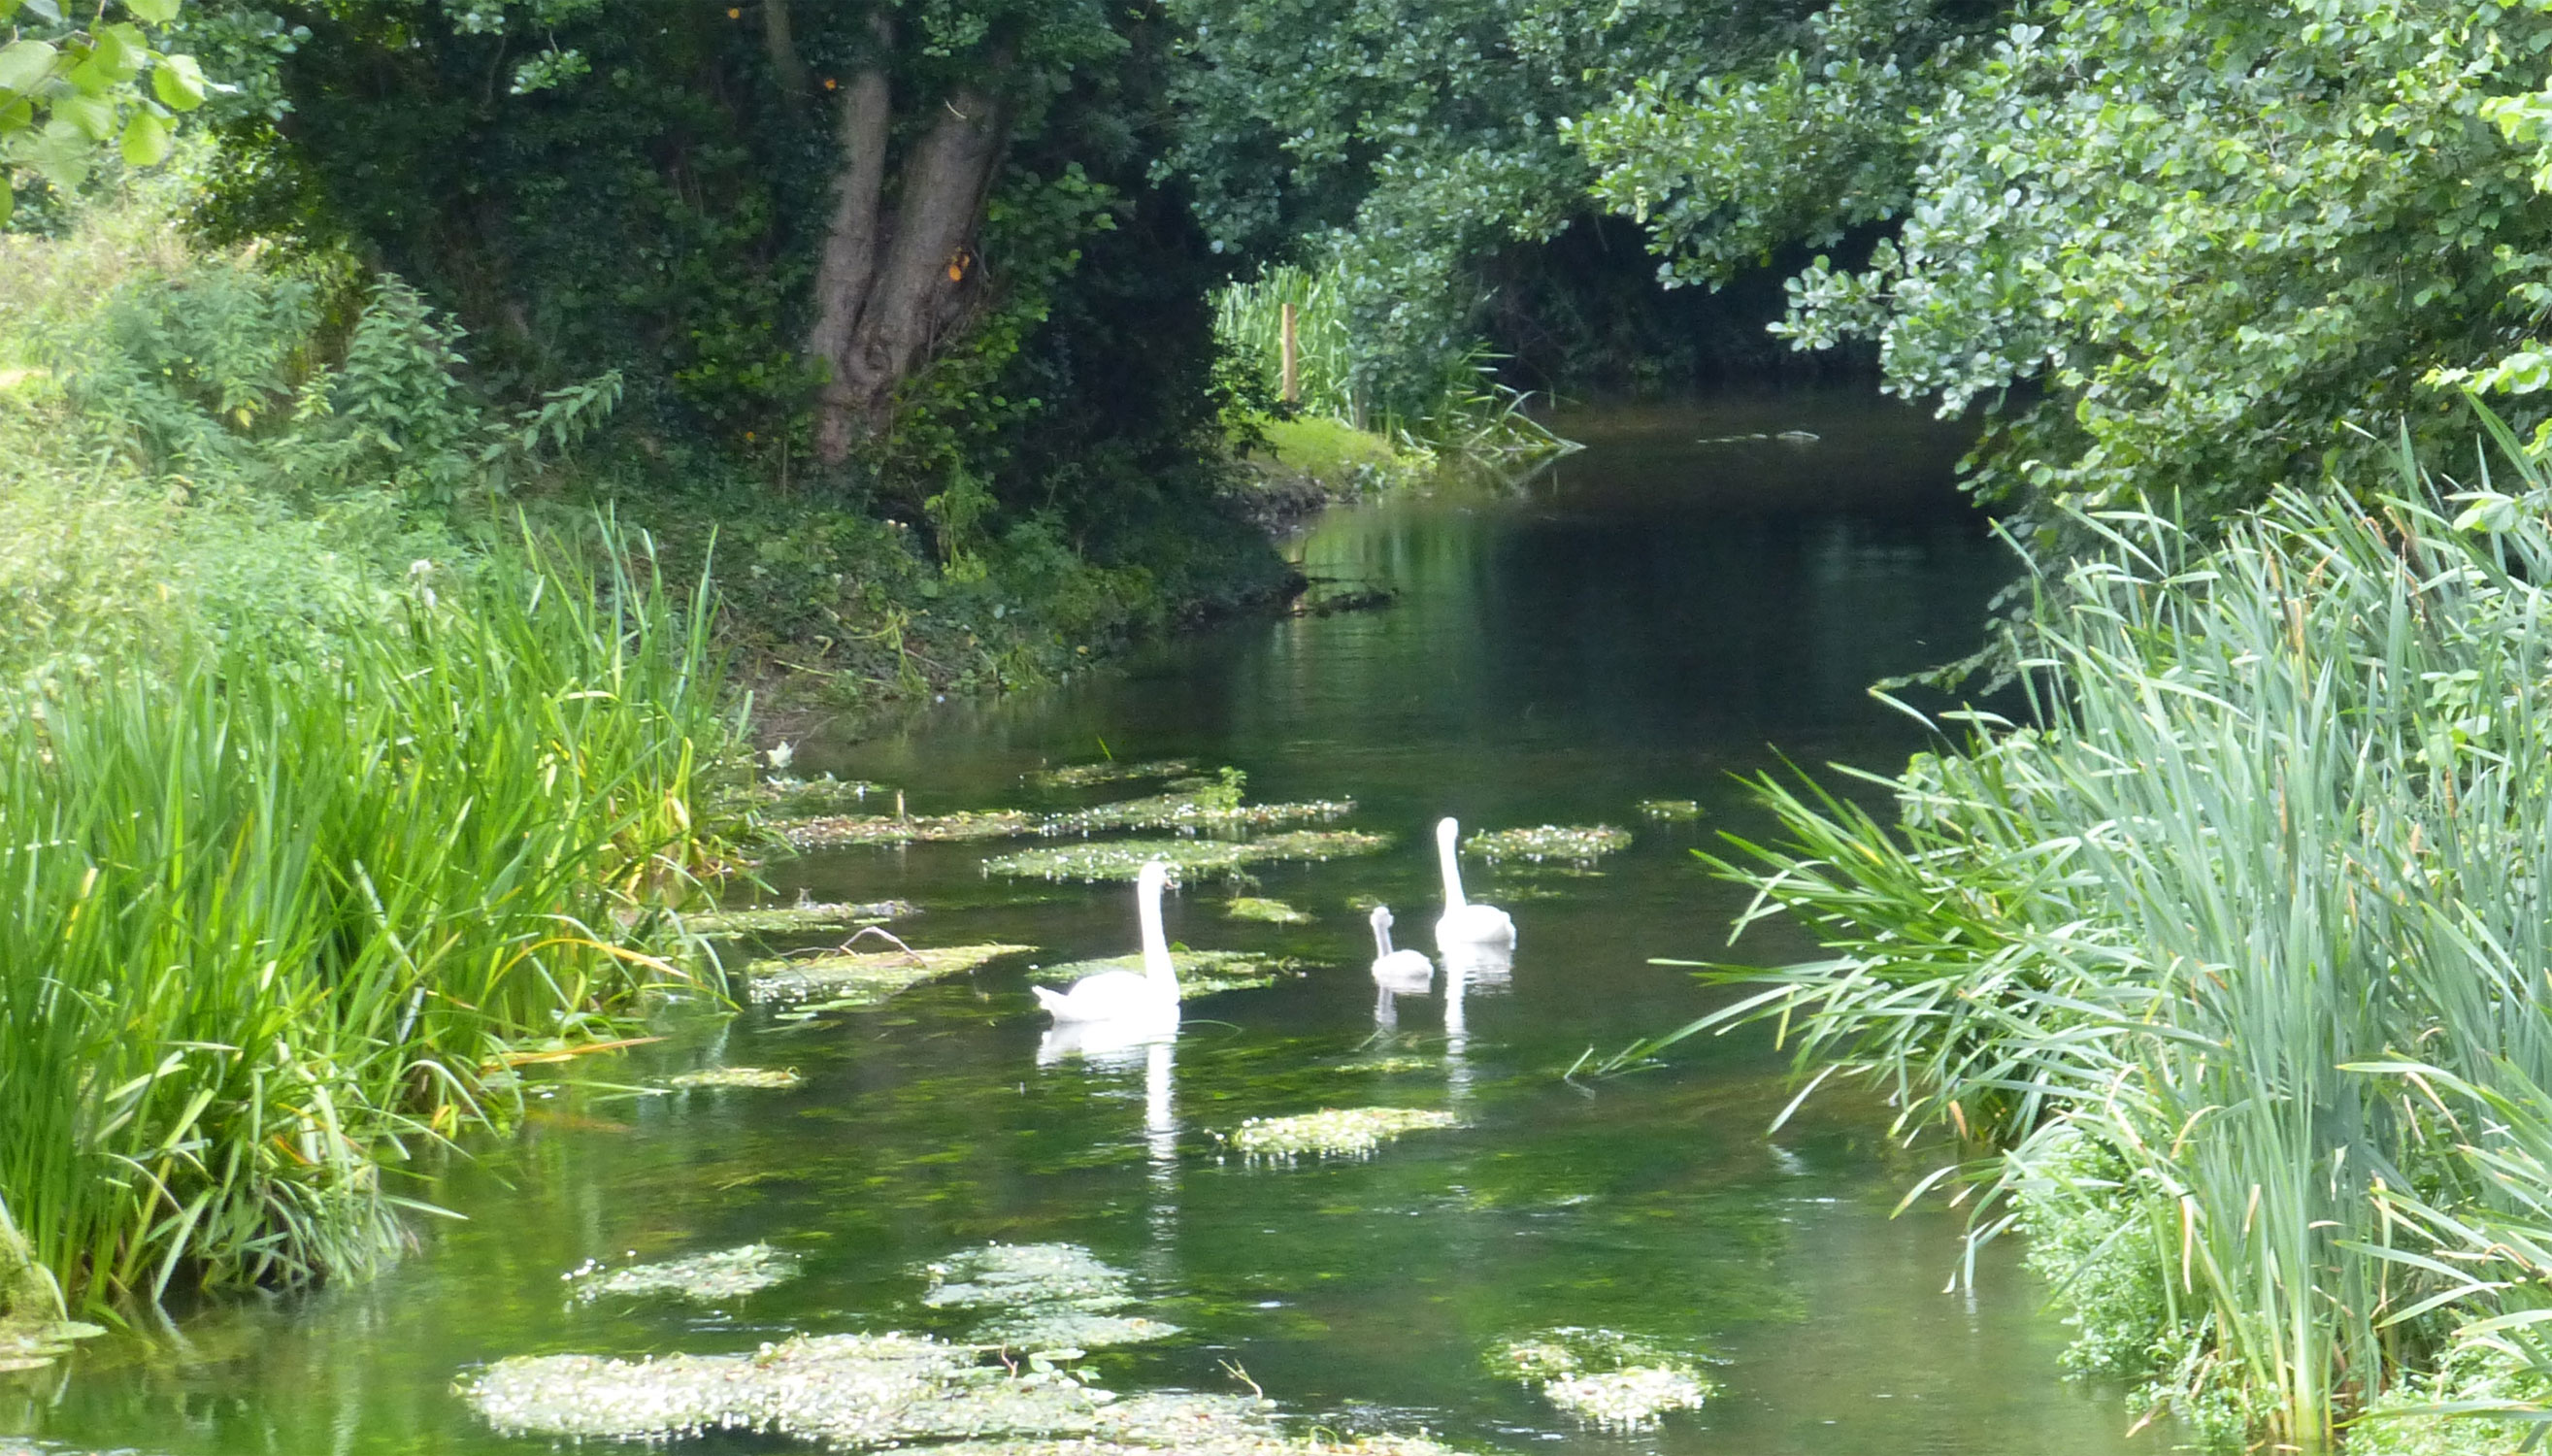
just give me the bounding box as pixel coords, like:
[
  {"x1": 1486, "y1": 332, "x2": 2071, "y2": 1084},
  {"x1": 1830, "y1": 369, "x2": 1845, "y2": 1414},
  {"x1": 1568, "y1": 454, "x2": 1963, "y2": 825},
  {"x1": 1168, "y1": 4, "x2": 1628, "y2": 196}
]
[{"x1": 3, "y1": 393, "x2": 2151, "y2": 1455}]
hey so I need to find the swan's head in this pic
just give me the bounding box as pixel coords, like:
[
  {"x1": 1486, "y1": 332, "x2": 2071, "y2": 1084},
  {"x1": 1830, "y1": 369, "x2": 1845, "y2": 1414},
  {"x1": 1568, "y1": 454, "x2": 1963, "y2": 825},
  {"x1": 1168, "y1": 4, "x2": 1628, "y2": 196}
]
[
  {"x1": 1436, "y1": 816, "x2": 1460, "y2": 849},
  {"x1": 1138, "y1": 860, "x2": 1171, "y2": 897},
  {"x1": 1369, "y1": 904, "x2": 1394, "y2": 932}
]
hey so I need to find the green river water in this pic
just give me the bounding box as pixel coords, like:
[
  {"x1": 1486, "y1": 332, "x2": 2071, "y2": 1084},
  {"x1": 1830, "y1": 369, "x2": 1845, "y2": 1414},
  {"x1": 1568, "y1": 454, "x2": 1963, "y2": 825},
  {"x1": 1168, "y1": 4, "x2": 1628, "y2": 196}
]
[{"x1": 1, "y1": 394, "x2": 2156, "y2": 1455}]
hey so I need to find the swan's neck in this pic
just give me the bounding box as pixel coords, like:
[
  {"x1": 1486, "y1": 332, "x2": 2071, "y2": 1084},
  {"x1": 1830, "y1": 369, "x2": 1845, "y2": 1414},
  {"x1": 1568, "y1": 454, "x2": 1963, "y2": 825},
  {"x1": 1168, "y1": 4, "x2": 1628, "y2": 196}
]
[
  {"x1": 1139, "y1": 877, "x2": 1176, "y2": 984},
  {"x1": 1372, "y1": 918, "x2": 1395, "y2": 958},
  {"x1": 1437, "y1": 830, "x2": 1468, "y2": 910}
]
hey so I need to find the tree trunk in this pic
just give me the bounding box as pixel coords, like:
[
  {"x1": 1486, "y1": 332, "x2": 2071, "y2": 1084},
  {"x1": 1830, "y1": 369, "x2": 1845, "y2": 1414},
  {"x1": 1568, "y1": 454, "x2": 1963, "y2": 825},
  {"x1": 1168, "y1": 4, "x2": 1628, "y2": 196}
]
[
  {"x1": 805, "y1": 21, "x2": 1012, "y2": 467},
  {"x1": 761, "y1": 0, "x2": 810, "y2": 107}
]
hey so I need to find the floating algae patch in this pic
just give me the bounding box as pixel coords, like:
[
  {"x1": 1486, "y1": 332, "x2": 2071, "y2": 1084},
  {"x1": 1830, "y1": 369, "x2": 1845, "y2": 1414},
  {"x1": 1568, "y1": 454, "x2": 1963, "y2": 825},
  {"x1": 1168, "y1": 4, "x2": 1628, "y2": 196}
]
[
  {"x1": 1636, "y1": 799, "x2": 1705, "y2": 822},
  {"x1": 1490, "y1": 1328, "x2": 1715, "y2": 1431},
  {"x1": 746, "y1": 943, "x2": 1033, "y2": 1005},
  {"x1": 1222, "y1": 1108, "x2": 1459, "y2": 1162},
  {"x1": 1224, "y1": 896, "x2": 1312, "y2": 925},
  {"x1": 1028, "y1": 758, "x2": 1197, "y2": 790},
  {"x1": 1461, "y1": 824, "x2": 1632, "y2": 863},
  {"x1": 920, "y1": 1243, "x2": 1180, "y2": 1352},
  {"x1": 1041, "y1": 793, "x2": 1354, "y2": 837},
  {"x1": 779, "y1": 810, "x2": 1037, "y2": 849},
  {"x1": 692, "y1": 899, "x2": 919, "y2": 935},
  {"x1": 567, "y1": 1244, "x2": 800, "y2": 1305},
  {"x1": 1331, "y1": 1056, "x2": 1439, "y2": 1075},
  {"x1": 986, "y1": 830, "x2": 1390, "y2": 882},
  {"x1": 1030, "y1": 951, "x2": 1309, "y2": 999},
  {"x1": 667, "y1": 1066, "x2": 804, "y2": 1090}
]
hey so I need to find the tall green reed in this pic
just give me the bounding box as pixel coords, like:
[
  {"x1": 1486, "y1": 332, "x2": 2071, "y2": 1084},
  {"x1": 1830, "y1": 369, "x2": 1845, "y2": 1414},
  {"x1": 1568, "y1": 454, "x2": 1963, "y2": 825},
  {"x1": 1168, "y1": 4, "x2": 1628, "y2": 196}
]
[
  {"x1": 1212, "y1": 260, "x2": 1565, "y2": 460},
  {"x1": 1633, "y1": 434, "x2": 2552, "y2": 1448},
  {"x1": 0, "y1": 523, "x2": 744, "y2": 1311}
]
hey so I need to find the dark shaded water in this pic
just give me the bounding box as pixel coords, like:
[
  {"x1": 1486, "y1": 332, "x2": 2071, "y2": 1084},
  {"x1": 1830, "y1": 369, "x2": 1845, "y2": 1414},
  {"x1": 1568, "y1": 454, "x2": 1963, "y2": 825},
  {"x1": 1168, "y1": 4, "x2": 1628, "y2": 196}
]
[{"x1": 2, "y1": 394, "x2": 2150, "y2": 1455}]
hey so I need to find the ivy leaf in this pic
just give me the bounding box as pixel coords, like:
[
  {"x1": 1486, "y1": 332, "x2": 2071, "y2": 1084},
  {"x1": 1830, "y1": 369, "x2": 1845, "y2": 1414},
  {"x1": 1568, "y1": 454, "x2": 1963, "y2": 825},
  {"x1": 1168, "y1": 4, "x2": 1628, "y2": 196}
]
[
  {"x1": 151, "y1": 52, "x2": 206, "y2": 111},
  {"x1": 119, "y1": 107, "x2": 169, "y2": 165}
]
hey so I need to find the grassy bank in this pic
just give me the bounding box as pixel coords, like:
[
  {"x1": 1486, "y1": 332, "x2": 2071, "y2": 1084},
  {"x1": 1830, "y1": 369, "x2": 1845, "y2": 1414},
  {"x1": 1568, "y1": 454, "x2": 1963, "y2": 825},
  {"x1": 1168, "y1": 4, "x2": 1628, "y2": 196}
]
[{"x1": 1637, "y1": 435, "x2": 2552, "y2": 1450}]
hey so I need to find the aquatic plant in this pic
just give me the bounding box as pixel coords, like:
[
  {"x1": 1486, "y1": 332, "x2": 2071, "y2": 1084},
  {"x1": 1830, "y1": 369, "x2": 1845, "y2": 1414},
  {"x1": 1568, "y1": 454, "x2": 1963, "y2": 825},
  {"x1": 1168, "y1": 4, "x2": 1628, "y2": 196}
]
[
  {"x1": 567, "y1": 1243, "x2": 801, "y2": 1305},
  {"x1": 1460, "y1": 824, "x2": 1631, "y2": 863},
  {"x1": 1027, "y1": 758, "x2": 1197, "y2": 789},
  {"x1": 1038, "y1": 785, "x2": 1355, "y2": 837},
  {"x1": 751, "y1": 774, "x2": 889, "y2": 814},
  {"x1": 1223, "y1": 897, "x2": 1313, "y2": 925},
  {"x1": 1030, "y1": 952, "x2": 1309, "y2": 1000},
  {"x1": 466, "y1": 1330, "x2": 1452, "y2": 1454},
  {"x1": 1641, "y1": 451, "x2": 2552, "y2": 1448},
  {"x1": 1635, "y1": 799, "x2": 1704, "y2": 822},
  {"x1": 0, "y1": 526, "x2": 743, "y2": 1310},
  {"x1": 986, "y1": 831, "x2": 1391, "y2": 882},
  {"x1": 918, "y1": 1242, "x2": 1181, "y2": 1352},
  {"x1": 778, "y1": 809, "x2": 1039, "y2": 848},
  {"x1": 1490, "y1": 1328, "x2": 1713, "y2": 1431},
  {"x1": 1222, "y1": 1108, "x2": 1458, "y2": 1162},
  {"x1": 746, "y1": 943, "x2": 1033, "y2": 1005},
  {"x1": 691, "y1": 900, "x2": 919, "y2": 935},
  {"x1": 1331, "y1": 1057, "x2": 1439, "y2": 1075},
  {"x1": 666, "y1": 1067, "x2": 805, "y2": 1091}
]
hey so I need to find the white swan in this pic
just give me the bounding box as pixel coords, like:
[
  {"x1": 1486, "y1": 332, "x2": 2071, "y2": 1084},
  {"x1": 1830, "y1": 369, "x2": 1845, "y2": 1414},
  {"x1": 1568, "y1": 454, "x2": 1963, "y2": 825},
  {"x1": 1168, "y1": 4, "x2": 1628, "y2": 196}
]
[
  {"x1": 1433, "y1": 817, "x2": 1516, "y2": 951},
  {"x1": 1033, "y1": 860, "x2": 1181, "y2": 1025},
  {"x1": 1369, "y1": 905, "x2": 1434, "y2": 993}
]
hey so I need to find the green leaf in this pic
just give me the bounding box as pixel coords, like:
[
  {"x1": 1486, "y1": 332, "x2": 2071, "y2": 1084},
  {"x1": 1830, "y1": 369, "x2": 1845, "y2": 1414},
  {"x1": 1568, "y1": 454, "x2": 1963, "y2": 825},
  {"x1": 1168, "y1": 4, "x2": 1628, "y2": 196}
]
[
  {"x1": 29, "y1": 118, "x2": 93, "y2": 188},
  {"x1": 0, "y1": 40, "x2": 59, "y2": 96},
  {"x1": 0, "y1": 182, "x2": 13, "y2": 227},
  {"x1": 119, "y1": 107, "x2": 169, "y2": 166},
  {"x1": 151, "y1": 53, "x2": 205, "y2": 112},
  {"x1": 57, "y1": 90, "x2": 117, "y2": 140},
  {"x1": 122, "y1": 0, "x2": 181, "y2": 21}
]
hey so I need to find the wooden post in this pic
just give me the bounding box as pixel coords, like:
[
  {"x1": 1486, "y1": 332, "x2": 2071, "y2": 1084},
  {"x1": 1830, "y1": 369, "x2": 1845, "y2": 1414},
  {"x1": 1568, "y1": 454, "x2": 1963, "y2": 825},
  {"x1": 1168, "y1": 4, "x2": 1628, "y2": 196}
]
[{"x1": 1279, "y1": 303, "x2": 1300, "y2": 404}]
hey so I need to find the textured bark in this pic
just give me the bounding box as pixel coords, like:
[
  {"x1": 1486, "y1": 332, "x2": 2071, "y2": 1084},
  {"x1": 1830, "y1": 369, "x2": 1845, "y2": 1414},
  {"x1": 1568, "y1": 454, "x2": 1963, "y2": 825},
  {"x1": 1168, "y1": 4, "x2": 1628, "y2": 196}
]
[
  {"x1": 829, "y1": 84, "x2": 1008, "y2": 440},
  {"x1": 806, "y1": 18, "x2": 1013, "y2": 466}
]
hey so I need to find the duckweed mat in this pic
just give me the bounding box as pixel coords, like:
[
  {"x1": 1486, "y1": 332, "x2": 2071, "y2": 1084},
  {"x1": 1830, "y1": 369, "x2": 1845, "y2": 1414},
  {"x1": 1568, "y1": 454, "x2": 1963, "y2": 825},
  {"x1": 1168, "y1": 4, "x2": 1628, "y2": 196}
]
[
  {"x1": 1026, "y1": 759, "x2": 1196, "y2": 789},
  {"x1": 985, "y1": 831, "x2": 1391, "y2": 882},
  {"x1": 566, "y1": 1244, "x2": 800, "y2": 1305},
  {"x1": 666, "y1": 1067, "x2": 803, "y2": 1090},
  {"x1": 1490, "y1": 1328, "x2": 1714, "y2": 1431},
  {"x1": 1221, "y1": 1108, "x2": 1459, "y2": 1162},
  {"x1": 692, "y1": 900, "x2": 919, "y2": 935},
  {"x1": 1460, "y1": 825, "x2": 1632, "y2": 863},
  {"x1": 1635, "y1": 799, "x2": 1704, "y2": 821},
  {"x1": 746, "y1": 943, "x2": 1033, "y2": 1005},
  {"x1": 1029, "y1": 951, "x2": 1310, "y2": 999},
  {"x1": 1223, "y1": 897, "x2": 1312, "y2": 924}
]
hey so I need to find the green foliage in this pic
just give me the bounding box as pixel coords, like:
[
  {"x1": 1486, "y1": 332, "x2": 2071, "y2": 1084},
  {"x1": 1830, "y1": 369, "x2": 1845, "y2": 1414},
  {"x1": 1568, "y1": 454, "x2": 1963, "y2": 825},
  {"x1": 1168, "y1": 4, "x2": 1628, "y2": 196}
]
[
  {"x1": 1637, "y1": 427, "x2": 2552, "y2": 1446},
  {"x1": 0, "y1": 0, "x2": 207, "y2": 222},
  {"x1": 1577, "y1": 0, "x2": 2552, "y2": 535}
]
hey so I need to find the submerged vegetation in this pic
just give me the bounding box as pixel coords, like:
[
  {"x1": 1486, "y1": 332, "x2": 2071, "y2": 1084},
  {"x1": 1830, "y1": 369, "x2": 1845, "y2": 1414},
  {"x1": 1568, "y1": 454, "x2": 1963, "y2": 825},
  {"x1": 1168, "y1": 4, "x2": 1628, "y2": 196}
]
[
  {"x1": 567, "y1": 1245, "x2": 801, "y2": 1307},
  {"x1": 1493, "y1": 1329, "x2": 1714, "y2": 1431},
  {"x1": 984, "y1": 831, "x2": 1392, "y2": 883},
  {"x1": 745, "y1": 943, "x2": 1035, "y2": 1007},
  {"x1": 1030, "y1": 952, "x2": 1312, "y2": 1000},
  {"x1": 1460, "y1": 825, "x2": 1632, "y2": 863}
]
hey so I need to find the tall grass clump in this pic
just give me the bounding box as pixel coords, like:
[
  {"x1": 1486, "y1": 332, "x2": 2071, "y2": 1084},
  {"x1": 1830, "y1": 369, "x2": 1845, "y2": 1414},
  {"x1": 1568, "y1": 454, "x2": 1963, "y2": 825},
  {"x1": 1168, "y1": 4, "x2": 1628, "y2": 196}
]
[
  {"x1": 1636, "y1": 424, "x2": 2552, "y2": 1450},
  {"x1": 1212, "y1": 260, "x2": 1566, "y2": 461},
  {"x1": 0, "y1": 527, "x2": 744, "y2": 1311}
]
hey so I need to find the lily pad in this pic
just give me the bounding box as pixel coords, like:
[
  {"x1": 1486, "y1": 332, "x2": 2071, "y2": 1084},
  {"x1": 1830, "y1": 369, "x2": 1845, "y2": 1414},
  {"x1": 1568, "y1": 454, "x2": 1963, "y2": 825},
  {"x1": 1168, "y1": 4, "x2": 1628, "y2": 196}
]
[
  {"x1": 567, "y1": 1243, "x2": 800, "y2": 1305},
  {"x1": 986, "y1": 830, "x2": 1391, "y2": 883},
  {"x1": 1223, "y1": 897, "x2": 1312, "y2": 925},
  {"x1": 778, "y1": 810, "x2": 1038, "y2": 849},
  {"x1": 1028, "y1": 758, "x2": 1197, "y2": 789},
  {"x1": 1221, "y1": 1108, "x2": 1459, "y2": 1162},
  {"x1": 1460, "y1": 824, "x2": 1631, "y2": 863},
  {"x1": 692, "y1": 900, "x2": 919, "y2": 935},
  {"x1": 746, "y1": 943, "x2": 1033, "y2": 1005},
  {"x1": 1030, "y1": 951, "x2": 1310, "y2": 999},
  {"x1": 1636, "y1": 799, "x2": 1705, "y2": 822},
  {"x1": 667, "y1": 1066, "x2": 804, "y2": 1090}
]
